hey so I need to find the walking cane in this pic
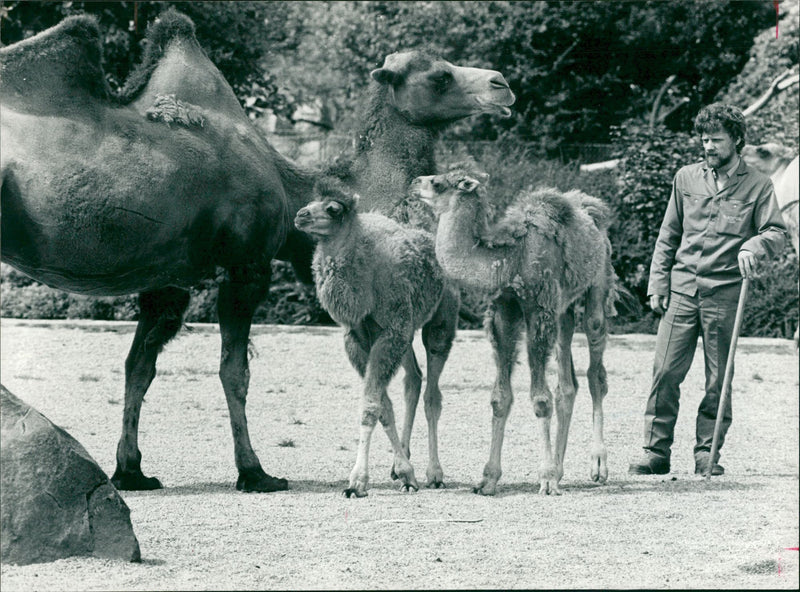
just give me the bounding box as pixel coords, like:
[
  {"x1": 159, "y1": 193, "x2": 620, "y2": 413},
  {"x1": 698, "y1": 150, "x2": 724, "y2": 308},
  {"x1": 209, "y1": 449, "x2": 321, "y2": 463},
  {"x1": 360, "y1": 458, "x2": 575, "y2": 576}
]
[{"x1": 706, "y1": 277, "x2": 750, "y2": 480}]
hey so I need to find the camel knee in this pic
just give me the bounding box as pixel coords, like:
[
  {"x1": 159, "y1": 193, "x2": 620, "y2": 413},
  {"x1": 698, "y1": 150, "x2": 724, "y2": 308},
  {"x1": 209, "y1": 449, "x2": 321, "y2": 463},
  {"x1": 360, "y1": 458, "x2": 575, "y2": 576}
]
[
  {"x1": 532, "y1": 394, "x2": 552, "y2": 417},
  {"x1": 361, "y1": 404, "x2": 380, "y2": 427},
  {"x1": 491, "y1": 389, "x2": 513, "y2": 418}
]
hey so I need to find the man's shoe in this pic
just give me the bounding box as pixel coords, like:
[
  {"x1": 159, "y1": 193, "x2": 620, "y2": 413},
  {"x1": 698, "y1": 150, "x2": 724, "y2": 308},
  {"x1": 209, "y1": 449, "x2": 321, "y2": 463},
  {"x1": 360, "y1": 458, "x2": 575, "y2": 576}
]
[
  {"x1": 695, "y1": 459, "x2": 725, "y2": 475},
  {"x1": 628, "y1": 453, "x2": 670, "y2": 475}
]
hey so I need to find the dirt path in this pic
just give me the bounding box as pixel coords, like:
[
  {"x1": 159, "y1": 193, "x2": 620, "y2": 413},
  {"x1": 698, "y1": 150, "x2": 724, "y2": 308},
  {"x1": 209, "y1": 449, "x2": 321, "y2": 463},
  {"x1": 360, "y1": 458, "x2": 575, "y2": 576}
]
[{"x1": 1, "y1": 319, "x2": 797, "y2": 589}]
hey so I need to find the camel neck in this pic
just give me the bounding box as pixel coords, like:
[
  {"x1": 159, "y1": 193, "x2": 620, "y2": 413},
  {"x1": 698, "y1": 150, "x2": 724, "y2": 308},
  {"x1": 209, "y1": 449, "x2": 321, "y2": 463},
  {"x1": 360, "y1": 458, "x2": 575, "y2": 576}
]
[{"x1": 436, "y1": 199, "x2": 502, "y2": 291}]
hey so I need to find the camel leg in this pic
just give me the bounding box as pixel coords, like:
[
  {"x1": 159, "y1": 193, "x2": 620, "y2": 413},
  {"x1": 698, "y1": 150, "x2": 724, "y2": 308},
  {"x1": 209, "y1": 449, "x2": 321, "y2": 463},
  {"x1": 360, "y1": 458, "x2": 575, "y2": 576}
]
[
  {"x1": 346, "y1": 327, "x2": 413, "y2": 498},
  {"x1": 391, "y1": 347, "x2": 421, "y2": 480},
  {"x1": 553, "y1": 305, "x2": 579, "y2": 485},
  {"x1": 584, "y1": 286, "x2": 609, "y2": 483},
  {"x1": 527, "y1": 306, "x2": 559, "y2": 495},
  {"x1": 112, "y1": 288, "x2": 190, "y2": 490},
  {"x1": 379, "y1": 390, "x2": 419, "y2": 493},
  {"x1": 420, "y1": 285, "x2": 458, "y2": 488},
  {"x1": 475, "y1": 294, "x2": 523, "y2": 496},
  {"x1": 217, "y1": 274, "x2": 287, "y2": 493}
]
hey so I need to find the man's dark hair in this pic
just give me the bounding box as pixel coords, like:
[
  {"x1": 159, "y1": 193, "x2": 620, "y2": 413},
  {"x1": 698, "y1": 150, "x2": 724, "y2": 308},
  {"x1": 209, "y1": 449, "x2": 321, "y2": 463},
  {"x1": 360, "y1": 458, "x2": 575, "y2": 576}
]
[{"x1": 694, "y1": 103, "x2": 747, "y2": 153}]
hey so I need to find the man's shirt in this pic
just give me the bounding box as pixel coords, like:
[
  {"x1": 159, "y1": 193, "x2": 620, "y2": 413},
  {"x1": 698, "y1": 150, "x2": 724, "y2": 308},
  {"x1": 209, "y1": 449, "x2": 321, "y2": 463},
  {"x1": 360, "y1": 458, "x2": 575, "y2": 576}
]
[{"x1": 648, "y1": 158, "x2": 787, "y2": 297}]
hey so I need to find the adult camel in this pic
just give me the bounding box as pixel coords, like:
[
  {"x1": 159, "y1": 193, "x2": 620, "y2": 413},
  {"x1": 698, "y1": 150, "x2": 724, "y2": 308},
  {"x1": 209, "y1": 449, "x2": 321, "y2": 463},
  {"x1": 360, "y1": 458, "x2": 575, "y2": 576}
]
[{"x1": 0, "y1": 10, "x2": 514, "y2": 492}]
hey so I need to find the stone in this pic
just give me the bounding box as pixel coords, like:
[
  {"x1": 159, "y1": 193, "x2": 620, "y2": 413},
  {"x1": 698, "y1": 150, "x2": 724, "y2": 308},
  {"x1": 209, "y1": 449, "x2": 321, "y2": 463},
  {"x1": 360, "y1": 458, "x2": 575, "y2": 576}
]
[{"x1": 0, "y1": 384, "x2": 140, "y2": 565}]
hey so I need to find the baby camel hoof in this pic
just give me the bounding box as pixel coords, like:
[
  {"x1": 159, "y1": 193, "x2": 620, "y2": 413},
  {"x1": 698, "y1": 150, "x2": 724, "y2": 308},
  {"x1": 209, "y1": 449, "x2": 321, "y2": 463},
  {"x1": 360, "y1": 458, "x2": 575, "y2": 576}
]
[
  {"x1": 236, "y1": 468, "x2": 288, "y2": 493},
  {"x1": 538, "y1": 481, "x2": 562, "y2": 496},
  {"x1": 473, "y1": 480, "x2": 498, "y2": 496},
  {"x1": 400, "y1": 483, "x2": 419, "y2": 493},
  {"x1": 111, "y1": 469, "x2": 163, "y2": 491},
  {"x1": 343, "y1": 488, "x2": 368, "y2": 498},
  {"x1": 426, "y1": 480, "x2": 446, "y2": 489}
]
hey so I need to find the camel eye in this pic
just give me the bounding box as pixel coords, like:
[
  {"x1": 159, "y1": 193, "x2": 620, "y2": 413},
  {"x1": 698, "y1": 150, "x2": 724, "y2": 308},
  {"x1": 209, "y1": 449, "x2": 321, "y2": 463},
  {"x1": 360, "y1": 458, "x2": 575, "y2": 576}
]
[
  {"x1": 431, "y1": 70, "x2": 452, "y2": 93},
  {"x1": 325, "y1": 202, "x2": 344, "y2": 218},
  {"x1": 432, "y1": 180, "x2": 445, "y2": 193}
]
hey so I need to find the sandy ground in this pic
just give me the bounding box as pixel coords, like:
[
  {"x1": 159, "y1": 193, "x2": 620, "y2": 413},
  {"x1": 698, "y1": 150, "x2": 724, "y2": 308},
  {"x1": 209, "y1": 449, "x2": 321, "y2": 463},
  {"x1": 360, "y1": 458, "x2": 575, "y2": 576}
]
[{"x1": 0, "y1": 319, "x2": 798, "y2": 590}]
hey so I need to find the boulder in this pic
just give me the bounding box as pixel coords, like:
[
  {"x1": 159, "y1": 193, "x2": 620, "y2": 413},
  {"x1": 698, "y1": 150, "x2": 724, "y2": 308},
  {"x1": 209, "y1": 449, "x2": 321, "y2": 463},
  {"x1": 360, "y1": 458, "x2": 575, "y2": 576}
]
[{"x1": 1, "y1": 385, "x2": 140, "y2": 565}]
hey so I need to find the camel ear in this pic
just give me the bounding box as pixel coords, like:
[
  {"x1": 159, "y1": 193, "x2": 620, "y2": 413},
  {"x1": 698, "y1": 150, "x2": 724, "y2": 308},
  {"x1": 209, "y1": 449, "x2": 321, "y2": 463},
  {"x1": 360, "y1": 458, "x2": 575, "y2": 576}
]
[
  {"x1": 371, "y1": 68, "x2": 402, "y2": 86},
  {"x1": 457, "y1": 177, "x2": 480, "y2": 193}
]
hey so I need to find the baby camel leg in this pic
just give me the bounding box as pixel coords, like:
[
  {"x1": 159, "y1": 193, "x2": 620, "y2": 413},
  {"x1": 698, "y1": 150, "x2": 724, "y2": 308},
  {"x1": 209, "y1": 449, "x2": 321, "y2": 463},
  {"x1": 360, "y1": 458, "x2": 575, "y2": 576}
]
[
  {"x1": 420, "y1": 285, "x2": 459, "y2": 488},
  {"x1": 584, "y1": 285, "x2": 609, "y2": 483},
  {"x1": 526, "y1": 307, "x2": 559, "y2": 495},
  {"x1": 346, "y1": 327, "x2": 415, "y2": 498},
  {"x1": 553, "y1": 305, "x2": 579, "y2": 485},
  {"x1": 475, "y1": 294, "x2": 523, "y2": 496},
  {"x1": 392, "y1": 348, "x2": 422, "y2": 480}
]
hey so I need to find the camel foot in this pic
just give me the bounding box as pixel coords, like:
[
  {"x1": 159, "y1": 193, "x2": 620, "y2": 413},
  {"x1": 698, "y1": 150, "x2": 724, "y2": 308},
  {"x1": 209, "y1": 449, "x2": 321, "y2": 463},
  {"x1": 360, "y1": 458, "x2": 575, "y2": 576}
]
[
  {"x1": 343, "y1": 487, "x2": 368, "y2": 498},
  {"x1": 590, "y1": 447, "x2": 609, "y2": 483},
  {"x1": 236, "y1": 468, "x2": 288, "y2": 493},
  {"x1": 400, "y1": 483, "x2": 419, "y2": 493},
  {"x1": 473, "y1": 479, "x2": 498, "y2": 496},
  {"x1": 538, "y1": 479, "x2": 562, "y2": 496},
  {"x1": 426, "y1": 479, "x2": 446, "y2": 489},
  {"x1": 111, "y1": 468, "x2": 163, "y2": 491}
]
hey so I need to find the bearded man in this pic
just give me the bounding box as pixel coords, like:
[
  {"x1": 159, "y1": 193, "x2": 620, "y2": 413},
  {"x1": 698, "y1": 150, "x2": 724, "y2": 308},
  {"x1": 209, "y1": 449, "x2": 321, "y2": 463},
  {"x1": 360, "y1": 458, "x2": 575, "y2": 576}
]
[{"x1": 629, "y1": 103, "x2": 786, "y2": 476}]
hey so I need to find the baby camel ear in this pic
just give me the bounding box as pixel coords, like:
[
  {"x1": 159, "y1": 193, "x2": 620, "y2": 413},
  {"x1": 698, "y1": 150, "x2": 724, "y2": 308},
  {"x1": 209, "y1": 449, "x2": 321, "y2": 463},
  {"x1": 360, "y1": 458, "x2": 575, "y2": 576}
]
[{"x1": 457, "y1": 177, "x2": 480, "y2": 193}]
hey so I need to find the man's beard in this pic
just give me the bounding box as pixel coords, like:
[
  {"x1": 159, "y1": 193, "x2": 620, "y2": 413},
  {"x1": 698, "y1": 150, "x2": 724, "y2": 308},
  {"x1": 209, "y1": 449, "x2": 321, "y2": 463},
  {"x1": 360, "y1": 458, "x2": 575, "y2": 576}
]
[{"x1": 706, "y1": 150, "x2": 734, "y2": 170}]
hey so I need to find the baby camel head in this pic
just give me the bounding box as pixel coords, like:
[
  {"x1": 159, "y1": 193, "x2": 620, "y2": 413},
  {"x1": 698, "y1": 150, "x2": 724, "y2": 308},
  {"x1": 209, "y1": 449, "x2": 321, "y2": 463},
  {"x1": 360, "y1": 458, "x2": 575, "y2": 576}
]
[
  {"x1": 410, "y1": 170, "x2": 489, "y2": 215},
  {"x1": 294, "y1": 177, "x2": 358, "y2": 239}
]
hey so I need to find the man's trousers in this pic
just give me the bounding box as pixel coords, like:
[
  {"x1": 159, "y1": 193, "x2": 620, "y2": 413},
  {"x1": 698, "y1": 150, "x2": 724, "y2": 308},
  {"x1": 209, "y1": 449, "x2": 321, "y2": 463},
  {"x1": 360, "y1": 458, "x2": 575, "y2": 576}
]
[{"x1": 642, "y1": 285, "x2": 741, "y2": 461}]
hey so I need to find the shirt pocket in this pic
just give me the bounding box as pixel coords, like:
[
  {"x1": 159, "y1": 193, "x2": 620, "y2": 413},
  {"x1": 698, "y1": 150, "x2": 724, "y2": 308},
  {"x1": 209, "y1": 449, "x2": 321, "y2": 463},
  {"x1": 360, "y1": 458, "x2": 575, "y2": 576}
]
[{"x1": 716, "y1": 199, "x2": 753, "y2": 236}]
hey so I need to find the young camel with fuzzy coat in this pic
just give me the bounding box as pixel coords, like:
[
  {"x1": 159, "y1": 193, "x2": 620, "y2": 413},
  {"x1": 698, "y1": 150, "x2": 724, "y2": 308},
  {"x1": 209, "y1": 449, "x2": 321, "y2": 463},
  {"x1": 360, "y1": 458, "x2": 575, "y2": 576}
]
[
  {"x1": 294, "y1": 178, "x2": 446, "y2": 497},
  {"x1": 413, "y1": 170, "x2": 617, "y2": 495}
]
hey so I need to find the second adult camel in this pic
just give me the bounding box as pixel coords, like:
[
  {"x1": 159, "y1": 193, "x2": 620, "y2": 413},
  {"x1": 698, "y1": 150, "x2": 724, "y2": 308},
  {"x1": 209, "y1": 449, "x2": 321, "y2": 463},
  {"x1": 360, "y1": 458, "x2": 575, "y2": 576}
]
[{"x1": 0, "y1": 11, "x2": 514, "y2": 491}]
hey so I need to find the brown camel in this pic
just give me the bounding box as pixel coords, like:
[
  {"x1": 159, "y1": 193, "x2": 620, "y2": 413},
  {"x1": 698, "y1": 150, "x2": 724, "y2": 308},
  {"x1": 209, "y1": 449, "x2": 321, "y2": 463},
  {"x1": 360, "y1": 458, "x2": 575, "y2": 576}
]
[
  {"x1": 0, "y1": 11, "x2": 514, "y2": 492},
  {"x1": 413, "y1": 170, "x2": 617, "y2": 495},
  {"x1": 295, "y1": 178, "x2": 447, "y2": 496}
]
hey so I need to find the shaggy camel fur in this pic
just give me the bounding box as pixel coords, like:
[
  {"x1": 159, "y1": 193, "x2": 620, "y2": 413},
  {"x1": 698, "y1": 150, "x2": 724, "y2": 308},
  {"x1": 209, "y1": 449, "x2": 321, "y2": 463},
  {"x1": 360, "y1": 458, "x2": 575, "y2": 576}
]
[
  {"x1": 414, "y1": 171, "x2": 617, "y2": 495},
  {"x1": 1, "y1": 12, "x2": 513, "y2": 492},
  {"x1": 294, "y1": 178, "x2": 447, "y2": 496}
]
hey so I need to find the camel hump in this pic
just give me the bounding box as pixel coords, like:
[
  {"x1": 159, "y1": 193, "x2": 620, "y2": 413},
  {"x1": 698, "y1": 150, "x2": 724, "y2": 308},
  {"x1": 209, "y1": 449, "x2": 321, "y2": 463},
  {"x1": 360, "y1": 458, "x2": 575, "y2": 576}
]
[
  {"x1": 0, "y1": 15, "x2": 111, "y2": 114},
  {"x1": 121, "y1": 9, "x2": 242, "y2": 116},
  {"x1": 564, "y1": 190, "x2": 612, "y2": 231}
]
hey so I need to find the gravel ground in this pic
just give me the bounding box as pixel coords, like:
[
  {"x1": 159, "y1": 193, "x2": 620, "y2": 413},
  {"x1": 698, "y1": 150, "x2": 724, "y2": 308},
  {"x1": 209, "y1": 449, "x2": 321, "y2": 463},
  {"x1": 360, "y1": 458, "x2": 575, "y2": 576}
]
[{"x1": 1, "y1": 319, "x2": 798, "y2": 590}]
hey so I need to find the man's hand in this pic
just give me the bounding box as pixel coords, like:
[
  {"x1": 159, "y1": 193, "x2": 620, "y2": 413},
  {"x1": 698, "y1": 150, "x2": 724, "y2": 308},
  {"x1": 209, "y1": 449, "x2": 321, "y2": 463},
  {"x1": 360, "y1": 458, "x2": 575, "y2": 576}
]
[
  {"x1": 738, "y1": 250, "x2": 757, "y2": 279},
  {"x1": 649, "y1": 294, "x2": 669, "y2": 315}
]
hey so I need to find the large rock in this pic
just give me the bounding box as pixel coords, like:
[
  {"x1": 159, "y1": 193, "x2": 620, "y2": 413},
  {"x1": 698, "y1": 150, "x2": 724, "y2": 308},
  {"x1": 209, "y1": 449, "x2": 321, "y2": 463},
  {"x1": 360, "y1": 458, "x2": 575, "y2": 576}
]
[{"x1": 1, "y1": 385, "x2": 140, "y2": 565}]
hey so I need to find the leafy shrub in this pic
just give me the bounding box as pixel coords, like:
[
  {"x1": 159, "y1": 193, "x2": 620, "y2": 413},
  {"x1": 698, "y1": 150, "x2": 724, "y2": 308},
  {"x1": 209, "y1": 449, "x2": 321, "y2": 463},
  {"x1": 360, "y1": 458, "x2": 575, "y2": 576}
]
[{"x1": 741, "y1": 246, "x2": 799, "y2": 338}]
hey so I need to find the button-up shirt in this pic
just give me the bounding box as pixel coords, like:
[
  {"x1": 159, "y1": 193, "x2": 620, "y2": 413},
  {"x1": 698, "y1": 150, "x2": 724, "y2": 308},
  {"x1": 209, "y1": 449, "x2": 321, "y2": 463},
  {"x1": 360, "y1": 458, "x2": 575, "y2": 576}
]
[{"x1": 648, "y1": 158, "x2": 787, "y2": 297}]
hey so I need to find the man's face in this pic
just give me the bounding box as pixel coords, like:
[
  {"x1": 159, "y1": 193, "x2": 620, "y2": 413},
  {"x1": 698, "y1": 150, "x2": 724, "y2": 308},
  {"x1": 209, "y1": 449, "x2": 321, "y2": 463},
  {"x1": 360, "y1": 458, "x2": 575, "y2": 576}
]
[{"x1": 701, "y1": 128, "x2": 737, "y2": 170}]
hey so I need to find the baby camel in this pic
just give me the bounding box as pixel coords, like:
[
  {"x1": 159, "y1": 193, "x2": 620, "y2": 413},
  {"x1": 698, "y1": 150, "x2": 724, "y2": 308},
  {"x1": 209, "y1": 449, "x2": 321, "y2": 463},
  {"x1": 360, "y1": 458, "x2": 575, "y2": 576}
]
[
  {"x1": 413, "y1": 170, "x2": 617, "y2": 495},
  {"x1": 294, "y1": 178, "x2": 447, "y2": 497}
]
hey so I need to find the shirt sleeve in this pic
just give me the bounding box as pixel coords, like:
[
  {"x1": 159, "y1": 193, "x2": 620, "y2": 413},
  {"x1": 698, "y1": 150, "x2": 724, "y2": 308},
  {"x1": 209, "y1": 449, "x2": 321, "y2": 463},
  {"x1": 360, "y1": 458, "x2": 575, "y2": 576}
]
[
  {"x1": 647, "y1": 175, "x2": 683, "y2": 297},
  {"x1": 740, "y1": 181, "x2": 787, "y2": 261}
]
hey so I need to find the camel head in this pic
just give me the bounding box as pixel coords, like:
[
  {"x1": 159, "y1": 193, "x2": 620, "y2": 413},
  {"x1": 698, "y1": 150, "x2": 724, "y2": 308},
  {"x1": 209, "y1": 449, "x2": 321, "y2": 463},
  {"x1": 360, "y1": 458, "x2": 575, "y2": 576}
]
[
  {"x1": 741, "y1": 143, "x2": 797, "y2": 177},
  {"x1": 371, "y1": 50, "x2": 515, "y2": 125},
  {"x1": 411, "y1": 170, "x2": 489, "y2": 215},
  {"x1": 294, "y1": 177, "x2": 358, "y2": 239}
]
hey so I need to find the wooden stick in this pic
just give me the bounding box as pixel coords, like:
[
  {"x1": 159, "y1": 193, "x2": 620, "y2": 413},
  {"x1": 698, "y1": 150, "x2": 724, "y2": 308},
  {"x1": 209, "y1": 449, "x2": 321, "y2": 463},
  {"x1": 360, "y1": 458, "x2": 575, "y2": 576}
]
[{"x1": 706, "y1": 278, "x2": 749, "y2": 479}]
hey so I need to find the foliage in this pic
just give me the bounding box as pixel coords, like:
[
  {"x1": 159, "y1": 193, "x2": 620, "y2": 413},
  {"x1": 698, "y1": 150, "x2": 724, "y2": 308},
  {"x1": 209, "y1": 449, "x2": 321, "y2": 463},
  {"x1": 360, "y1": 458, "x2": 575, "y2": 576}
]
[
  {"x1": 715, "y1": 0, "x2": 799, "y2": 151},
  {"x1": 741, "y1": 247, "x2": 799, "y2": 338}
]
